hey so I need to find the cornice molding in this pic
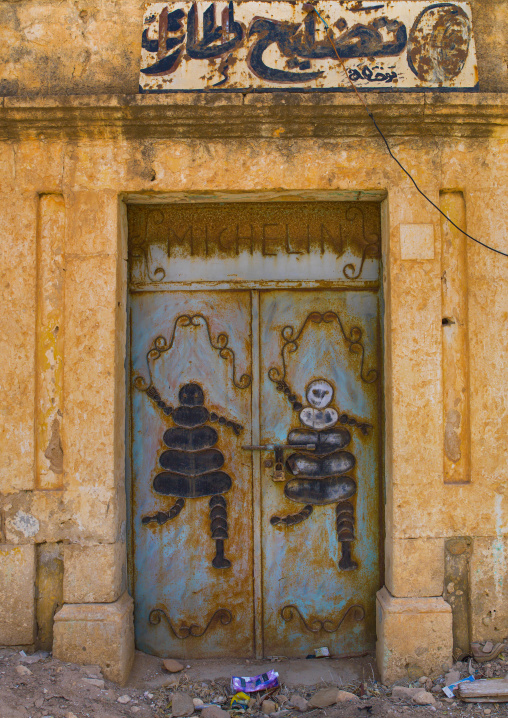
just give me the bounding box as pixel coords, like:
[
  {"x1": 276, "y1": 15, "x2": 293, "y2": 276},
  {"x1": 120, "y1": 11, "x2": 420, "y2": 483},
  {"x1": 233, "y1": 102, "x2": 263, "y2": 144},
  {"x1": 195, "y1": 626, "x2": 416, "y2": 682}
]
[{"x1": 1, "y1": 92, "x2": 507, "y2": 141}]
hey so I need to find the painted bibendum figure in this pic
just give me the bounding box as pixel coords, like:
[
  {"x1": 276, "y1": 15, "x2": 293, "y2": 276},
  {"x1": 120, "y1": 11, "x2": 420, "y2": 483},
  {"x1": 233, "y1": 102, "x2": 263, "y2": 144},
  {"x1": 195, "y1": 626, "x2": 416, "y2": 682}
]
[
  {"x1": 142, "y1": 382, "x2": 242, "y2": 569},
  {"x1": 271, "y1": 379, "x2": 360, "y2": 570}
]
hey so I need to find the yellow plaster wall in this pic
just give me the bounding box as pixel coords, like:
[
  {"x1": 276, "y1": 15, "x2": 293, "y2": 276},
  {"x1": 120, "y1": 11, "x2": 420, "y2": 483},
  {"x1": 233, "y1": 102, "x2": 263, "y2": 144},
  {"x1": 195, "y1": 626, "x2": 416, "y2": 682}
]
[
  {"x1": 0, "y1": 129, "x2": 507, "y2": 653},
  {"x1": 0, "y1": 191, "x2": 37, "y2": 495},
  {"x1": 0, "y1": 0, "x2": 507, "y2": 96}
]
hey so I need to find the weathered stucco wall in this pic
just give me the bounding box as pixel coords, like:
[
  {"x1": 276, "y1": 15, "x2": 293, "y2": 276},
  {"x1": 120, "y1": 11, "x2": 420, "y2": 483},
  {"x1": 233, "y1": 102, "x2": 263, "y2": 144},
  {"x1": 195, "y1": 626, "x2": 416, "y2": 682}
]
[
  {"x1": 0, "y1": 91, "x2": 507, "y2": 682},
  {"x1": 0, "y1": 0, "x2": 507, "y2": 96}
]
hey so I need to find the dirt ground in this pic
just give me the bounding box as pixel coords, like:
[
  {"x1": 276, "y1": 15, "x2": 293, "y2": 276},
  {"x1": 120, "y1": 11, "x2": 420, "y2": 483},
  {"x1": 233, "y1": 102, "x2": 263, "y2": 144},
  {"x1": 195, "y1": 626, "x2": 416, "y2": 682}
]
[{"x1": 1, "y1": 648, "x2": 508, "y2": 718}]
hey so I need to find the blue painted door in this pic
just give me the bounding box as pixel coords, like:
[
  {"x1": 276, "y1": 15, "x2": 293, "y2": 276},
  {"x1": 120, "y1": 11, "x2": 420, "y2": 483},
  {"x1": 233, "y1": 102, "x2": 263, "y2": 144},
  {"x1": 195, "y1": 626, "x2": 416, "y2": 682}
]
[
  {"x1": 128, "y1": 201, "x2": 383, "y2": 658},
  {"x1": 129, "y1": 288, "x2": 381, "y2": 658},
  {"x1": 129, "y1": 291, "x2": 255, "y2": 657},
  {"x1": 259, "y1": 290, "x2": 381, "y2": 657}
]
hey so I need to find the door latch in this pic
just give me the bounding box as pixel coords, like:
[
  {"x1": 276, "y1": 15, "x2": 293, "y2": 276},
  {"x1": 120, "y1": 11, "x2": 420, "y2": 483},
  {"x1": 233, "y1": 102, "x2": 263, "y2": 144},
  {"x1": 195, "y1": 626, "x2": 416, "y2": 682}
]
[{"x1": 242, "y1": 444, "x2": 315, "y2": 482}]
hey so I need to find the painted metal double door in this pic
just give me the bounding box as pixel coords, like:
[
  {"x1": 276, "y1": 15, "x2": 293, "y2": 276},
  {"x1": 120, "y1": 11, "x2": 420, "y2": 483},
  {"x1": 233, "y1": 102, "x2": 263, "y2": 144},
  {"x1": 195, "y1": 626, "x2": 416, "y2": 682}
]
[{"x1": 130, "y1": 288, "x2": 381, "y2": 658}]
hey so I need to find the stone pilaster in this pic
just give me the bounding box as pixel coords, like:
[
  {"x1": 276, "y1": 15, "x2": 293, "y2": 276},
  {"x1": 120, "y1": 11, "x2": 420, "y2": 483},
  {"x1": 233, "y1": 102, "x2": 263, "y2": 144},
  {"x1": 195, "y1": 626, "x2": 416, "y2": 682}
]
[
  {"x1": 53, "y1": 591, "x2": 134, "y2": 684},
  {"x1": 376, "y1": 586, "x2": 453, "y2": 683}
]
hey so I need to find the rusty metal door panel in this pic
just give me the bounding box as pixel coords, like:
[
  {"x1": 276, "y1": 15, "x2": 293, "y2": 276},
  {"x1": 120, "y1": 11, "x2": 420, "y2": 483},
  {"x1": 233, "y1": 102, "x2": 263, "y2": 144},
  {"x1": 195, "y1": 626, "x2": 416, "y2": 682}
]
[
  {"x1": 127, "y1": 201, "x2": 381, "y2": 285},
  {"x1": 128, "y1": 201, "x2": 383, "y2": 659},
  {"x1": 129, "y1": 291, "x2": 254, "y2": 657},
  {"x1": 259, "y1": 290, "x2": 381, "y2": 657}
]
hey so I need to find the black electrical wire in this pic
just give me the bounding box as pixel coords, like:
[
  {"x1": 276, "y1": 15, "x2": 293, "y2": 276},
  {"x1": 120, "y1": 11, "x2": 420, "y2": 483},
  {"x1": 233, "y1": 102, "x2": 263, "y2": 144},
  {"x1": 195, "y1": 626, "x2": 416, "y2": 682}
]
[
  {"x1": 367, "y1": 113, "x2": 508, "y2": 257},
  {"x1": 304, "y1": 3, "x2": 508, "y2": 258}
]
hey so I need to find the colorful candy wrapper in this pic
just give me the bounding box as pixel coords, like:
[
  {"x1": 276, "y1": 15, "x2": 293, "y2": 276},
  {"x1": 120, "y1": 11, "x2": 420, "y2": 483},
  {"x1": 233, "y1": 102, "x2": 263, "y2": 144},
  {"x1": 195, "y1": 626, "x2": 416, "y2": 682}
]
[
  {"x1": 231, "y1": 670, "x2": 279, "y2": 693},
  {"x1": 230, "y1": 692, "x2": 250, "y2": 711}
]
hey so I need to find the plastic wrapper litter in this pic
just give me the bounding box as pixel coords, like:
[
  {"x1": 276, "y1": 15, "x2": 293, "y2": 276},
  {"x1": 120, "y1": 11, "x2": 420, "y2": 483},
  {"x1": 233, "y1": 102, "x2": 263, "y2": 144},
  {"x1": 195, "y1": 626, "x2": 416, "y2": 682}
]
[{"x1": 231, "y1": 671, "x2": 279, "y2": 693}]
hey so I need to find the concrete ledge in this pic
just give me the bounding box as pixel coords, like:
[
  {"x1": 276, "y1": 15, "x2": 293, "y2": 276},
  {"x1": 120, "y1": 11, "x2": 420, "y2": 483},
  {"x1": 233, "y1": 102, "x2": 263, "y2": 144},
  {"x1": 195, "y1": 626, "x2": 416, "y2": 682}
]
[
  {"x1": 0, "y1": 92, "x2": 507, "y2": 140},
  {"x1": 376, "y1": 586, "x2": 453, "y2": 683},
  {"x1": 53, "y1": 591, "x2": 134, "y2": 684}
]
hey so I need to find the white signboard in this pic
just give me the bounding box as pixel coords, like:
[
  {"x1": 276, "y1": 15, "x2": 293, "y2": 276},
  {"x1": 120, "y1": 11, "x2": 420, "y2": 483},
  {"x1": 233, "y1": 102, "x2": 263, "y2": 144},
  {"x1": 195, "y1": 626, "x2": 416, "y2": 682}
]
[{"x1": 139, "y1": 1, "x2": 477, "y2": 92}]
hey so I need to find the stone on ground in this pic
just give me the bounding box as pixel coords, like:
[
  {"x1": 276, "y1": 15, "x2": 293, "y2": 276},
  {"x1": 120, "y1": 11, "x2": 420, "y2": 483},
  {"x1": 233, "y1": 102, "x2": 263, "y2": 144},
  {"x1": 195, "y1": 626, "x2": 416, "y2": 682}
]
[
  {"x1": 117, "y1": 694, "x2": 131, "y2": 703},
  {"x1": 289, "y1": 694, "x2": 308, "y2": 712},
  {"x1": 308, "y1": 687, "x2": 359, "y2": 706},
  {"x1": 392, "y1": 686, "x2": 420, "y2": 699},
  {"x1": 308, "y1": 687, "x2": 341, "y2": 708},
  {"x1": 15, "y1": 665, "x2": 32, "y2": 676},
  {"x1": 445, "y1": 670, "x2": 461, "y2": 685},
  {"x1": 161, "y1": 675, "x2": 180, "y2": 688},
  {"x1": 171, "y1": 692, "x2": 195, "y2": 717},
  {"x1": 261, "y1": 699, "x2": 277, "y2": 714},
  {"x1": 163, "y1": 659, "x2": 184, "y2": 673},
  {"x1": 412, "y1": 690, "x2": 436, "y2": 706},
  {"x1": 201, "y1": 705, "x2": 230, "y2": 718},
  {"x1": 336, "y1": 691, "x2": 360, "y2": 702}
]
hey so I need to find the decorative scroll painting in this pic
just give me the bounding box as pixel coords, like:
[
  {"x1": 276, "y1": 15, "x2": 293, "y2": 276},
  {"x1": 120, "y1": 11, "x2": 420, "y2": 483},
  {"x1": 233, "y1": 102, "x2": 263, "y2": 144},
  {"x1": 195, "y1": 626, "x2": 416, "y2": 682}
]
[
  {"x1": 139, "y1": 0, "x2": 478, "y2": 92},
  {"x1": 259, "y1": 289, "x2": 381, "y2": 657},
  {"x1": 130, "y1": 292, "x2": 255, "y2": 657}
]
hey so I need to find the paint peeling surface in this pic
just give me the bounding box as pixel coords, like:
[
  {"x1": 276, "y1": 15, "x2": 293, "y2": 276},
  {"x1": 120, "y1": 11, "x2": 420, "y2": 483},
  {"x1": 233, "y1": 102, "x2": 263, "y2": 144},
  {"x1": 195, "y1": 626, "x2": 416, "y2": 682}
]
[
  {"x1": 139, "y1": 0, "x2": 477, "y2": 92},
  {"x1": 9, "y1": 511, "x2": 40, "y2": 538},
  {"x1": 128, "y1": 202, "x2": 382, "y2": 657},
  {"x1": 130, "y1": 293, "x2": 255, "y2": 657},
  {"x1": 260, "y1": 290, "x2": 382, "y2": 656},
  {"x1": 127, "y1": 202, "x2": 381, "y2": 283}
]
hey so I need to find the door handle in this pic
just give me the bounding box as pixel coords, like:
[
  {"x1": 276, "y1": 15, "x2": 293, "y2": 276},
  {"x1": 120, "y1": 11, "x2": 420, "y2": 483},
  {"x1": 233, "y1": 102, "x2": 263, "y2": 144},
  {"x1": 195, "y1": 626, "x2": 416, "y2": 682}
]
[
  {"x1": 242, "y1": 444, "x2": 316, "y2": 451},
  {"x1": 242, "y1": 444, "x2": 315, "y2": 482}
]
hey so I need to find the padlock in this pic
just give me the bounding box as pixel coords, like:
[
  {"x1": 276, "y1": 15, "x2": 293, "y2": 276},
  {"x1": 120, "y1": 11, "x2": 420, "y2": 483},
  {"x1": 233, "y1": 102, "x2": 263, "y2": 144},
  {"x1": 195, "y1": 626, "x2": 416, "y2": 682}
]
[{"x1": 273, "y1": 446, "x2": 285, "y2": 481}]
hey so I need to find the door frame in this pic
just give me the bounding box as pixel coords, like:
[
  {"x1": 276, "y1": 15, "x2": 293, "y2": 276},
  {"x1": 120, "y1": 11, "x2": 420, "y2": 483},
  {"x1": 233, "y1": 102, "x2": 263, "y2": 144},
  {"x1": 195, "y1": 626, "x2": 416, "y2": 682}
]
[{"x1": 122, "y1": 189, "x2": 388, "y2": 658}]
